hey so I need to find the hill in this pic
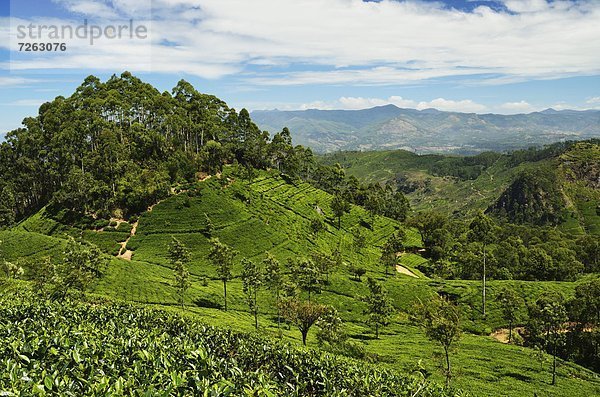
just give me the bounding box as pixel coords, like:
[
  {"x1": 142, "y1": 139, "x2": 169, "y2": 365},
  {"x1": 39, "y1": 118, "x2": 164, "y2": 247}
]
[
  {"x1": 320, "y1": 141, "x2": 600, "y2": 236},
  {"x1": 251, "y1": 105, "x2": 600, "y2": 154}
]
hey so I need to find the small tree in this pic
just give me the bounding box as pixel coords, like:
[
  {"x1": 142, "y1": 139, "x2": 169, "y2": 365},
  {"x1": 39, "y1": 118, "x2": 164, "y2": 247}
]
[
  {"x1": 56, "y1": 237, "x2": 108, "y2": 298},
  {"x1": 289, "y1": 258, "x2": 322, "y2": 301},
  {"x1": 168, "y1": 237, "x2": 191, "y2": 310},
  {"x1": 263, "y1": 253, "x2": 283, "y2": 331},
  {"x1": 208, "y1": 237, "x2": 236, "y2": 311},
  {"x1": 310, "y1": 217, "x2": 325, "y2": 236},
  {"x1": 330, "y1": 193, "x2": 350, "y2": 229},
  {"x1": 526, "y1": 292, "x2": 568, "y2": 385},
  {"x1": 349, "y1": 265, "x2": 366, "y2": 281},
  {"x1": 363, "y1": 277, "x2": 395, "y2": 339},
  {"x1": 316, "y1": 306, "x2": 345, "y2": 347},
  {"x1": 468, "y1": 211, "x2": 497, "y2": 318},
  {"x1": 241, "y1": 258, "x2": 263, "y2": 329},
  {"x1": 380, "y1": 230, "x2": 405, "y2": 275},
  {"x1": 496, "y1": 287, "x2": 523, "y2": 343},
  {"x1": 203, "y1": 213, "x2": 213, "y2": 237},
  {"x1": 413, "y1": 295, "x2": 461, "y2": 387},
  {"x1": 352, "y1": 227, "x2": 366, "y2": 252},
  {"x1": 281, "y1": 299, "x2": 326, "y2": 346}
]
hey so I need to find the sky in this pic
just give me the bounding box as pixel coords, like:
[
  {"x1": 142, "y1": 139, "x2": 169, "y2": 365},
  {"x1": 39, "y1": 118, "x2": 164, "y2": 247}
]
[{"x1": 1, "y1": 0, "x2": 599, "y2": 136}]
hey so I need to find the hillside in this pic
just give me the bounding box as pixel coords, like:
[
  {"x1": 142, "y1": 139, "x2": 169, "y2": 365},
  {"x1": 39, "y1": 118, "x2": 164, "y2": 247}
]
[
  {"x1": 320, "y1": 141, "x2": 600, "y2": 236},
  {"x1": 252, "y1": 105, "x2": 600, "y2": 153},
  {"x1": 2, "y1": 74, "x2": 600, "y2": 397},
  {"x1": 3, "y1": 168, "x2": 600, "y2": 396}
]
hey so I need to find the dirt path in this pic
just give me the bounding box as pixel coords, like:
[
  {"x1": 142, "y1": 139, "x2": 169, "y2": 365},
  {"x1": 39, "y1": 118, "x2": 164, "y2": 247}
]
[
  {"x1": 491, "y1": 327, "x2": 524, "y2": 343},
  {"x1": 396, "y1": 264, "x2": 419, "y2": 278},
  {"x1": 117, "y1": 174, "x2": 213, "y2": 261}
]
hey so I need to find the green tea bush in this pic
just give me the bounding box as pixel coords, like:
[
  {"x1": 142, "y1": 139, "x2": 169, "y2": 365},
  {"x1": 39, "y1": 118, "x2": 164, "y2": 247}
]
[{"x1": 0, "y1": 290, "x2": 462, "y2": 396}]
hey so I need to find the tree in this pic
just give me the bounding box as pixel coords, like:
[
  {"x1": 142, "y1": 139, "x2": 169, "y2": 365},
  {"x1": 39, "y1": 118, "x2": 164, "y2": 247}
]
[
  {"x1": 330, "y1": 193, "x2": 350, "y2": 229},
  {"x1": 263, "y1": 253, "x2": 283, "y2": 331},
  {"x1": 316, "y1": 306, "x2": 345, "y2": 347},
  {"x1": 309, "y1": 217, "x2": 325, "y2": 235},
  {"x1": 407, "y1": 211, "x2": 452, "y2": 261},
  {"x1": 526, "y1": 292, "x2": 568, "y2": 385},
  {"x1": 241, "y1": 258, "x2": 263, "y2": 329},
  {"x1": 203, "y1": 213, "x2": 213, "y2": 237},
  {"x1": 352, "y1": 227, "x2": 366, "y2": 252},
  {"x1": 380, "y1": 230, "x2": 406, "y2": 275},
  {"x1": 56, "y1": 237, "x2": 108, "y2": 298},
  {"x1": 289, "y1": 258, "x2": 322, "y2": 301},
  {"x1": 208, "y1": 237, "x2": 236, "y2": 311},
  {"x1": 496, "y1": 287, "x2": 523, "y2": 343},
  {"x1": 413, "y1": 295, "x2": 461, "y2": 387},
  {"x1": 349, "y1": 265, "x2": 366, "y2": 281},
  {"x1": 363, "y1": 277, "x2": 395, "y2": 339},
  {"x1": 468, "y1": 211, "x2": 497, "y2": 317},
  {"x1": 168, "y1": 237, "x2": 191, "y2": 310},
  {"x1": 281, "y1": 299, "x2": 326, "y2": 346}
]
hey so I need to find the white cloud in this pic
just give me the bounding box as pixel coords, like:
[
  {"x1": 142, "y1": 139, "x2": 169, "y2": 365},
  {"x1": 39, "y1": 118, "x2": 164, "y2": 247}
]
[
  {"x1": 3, "y1": 0, "x2": 600, "y2": 86},
  {"x1": 295, "y1": 96, "x2": 488, "y2": 113},
  {"x1": 0, "y1": 77, "x2": 40, "y2": 87},
  {"x1": 586, "y1": 96, "x2": 600, "y2": 105},
  {"x1": 499, "y1": 100, "x2": 536, "y2": 113},
  {"x1": 2, "y1": 99, "x2": 47, "y2": 107},
  {"x1": 417, "y1": 98, "x2": 487, "y2": 113}
]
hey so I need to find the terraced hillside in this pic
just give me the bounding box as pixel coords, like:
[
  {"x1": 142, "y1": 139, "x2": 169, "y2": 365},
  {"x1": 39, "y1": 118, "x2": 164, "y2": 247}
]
[{"x1": 4, "y1": 168, "x2": 600, "y2": 397}]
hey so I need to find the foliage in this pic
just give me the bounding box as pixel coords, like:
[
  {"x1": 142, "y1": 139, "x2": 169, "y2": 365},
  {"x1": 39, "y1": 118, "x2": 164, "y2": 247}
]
[
  {"x1": 363, "y1": 278, "x2": 395, "y2": 339},
  {"x1": 241, "y1": 258, "x2": 263, "y2": 329},
  {"x1": 208, "y1": 237, "x2": 236, "y2": 311},
  {"x1": 413, "y1": 295, "x2": 462, "y2": 387},
  {"x1": 168, "y1": 237, "x2": 191, "y2": 309},
  {"x1": 0, "y1": 290, "x2": 460, "y2": 396}
]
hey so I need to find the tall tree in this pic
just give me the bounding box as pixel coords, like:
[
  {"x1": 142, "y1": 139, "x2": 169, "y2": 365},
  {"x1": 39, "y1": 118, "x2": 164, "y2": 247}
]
[
  {"x1": 496, "y1": 287, "x2": 523, "y2": 343},
  {"x1": 208, "y1": 237, "x2": 236, "y2": 311},
  {"x1": 263, "y1": 253, "x2": 283, "y2": 331},
  {"x1": 413, "y1": 295, "x2": 461, "y2": 387},
  {"x1": 241, "y1": 258, "x2": 263, "y2": 329},
  {"x1": 526, "y1": 292, "x2": 568, "y2": 385},
  {"x1": 289, "y1": 258, "x2": 322, "y2": 301},
  {"x1": 468, "y1": 211, "x2": 497, "y2": 318},
  {"x1": 363, "y1": 277, "x2": 395, "y2": 339},
  {"x1": 168, "y1": 237, "x2": 191, "y2": 310},
  {"x1": 330, "y1": 193, "x2": 351, "y2": 229},
  {"x1": 380, "y1": 230, "x2": 406, "y2": 275}
]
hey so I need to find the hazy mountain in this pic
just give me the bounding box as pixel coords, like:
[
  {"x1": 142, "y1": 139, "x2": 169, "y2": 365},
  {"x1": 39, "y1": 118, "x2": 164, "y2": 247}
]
[{"x1": 252, "y1": 105, "x2": 600, "y2": 154}]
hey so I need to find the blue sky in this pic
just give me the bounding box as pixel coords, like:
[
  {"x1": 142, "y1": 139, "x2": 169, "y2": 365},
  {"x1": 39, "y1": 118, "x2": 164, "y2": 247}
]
[{"x1": 1, "y1": 0, "x2": 599, "y2": 136}]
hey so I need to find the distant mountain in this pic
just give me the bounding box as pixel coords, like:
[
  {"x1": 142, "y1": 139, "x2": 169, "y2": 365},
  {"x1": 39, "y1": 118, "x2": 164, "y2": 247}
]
[{"x1": 251, "y1": 105, "x2": 600, "y2": 154}]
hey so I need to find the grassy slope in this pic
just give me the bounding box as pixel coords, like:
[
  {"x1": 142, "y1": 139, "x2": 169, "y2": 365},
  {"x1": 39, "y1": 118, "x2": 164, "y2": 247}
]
[
  {"x1": 320, "y1": 144, "x2": 600, "y2": 235},
  {"x1": 2, "y1": 171, "x2": 600, "y2": 396}
]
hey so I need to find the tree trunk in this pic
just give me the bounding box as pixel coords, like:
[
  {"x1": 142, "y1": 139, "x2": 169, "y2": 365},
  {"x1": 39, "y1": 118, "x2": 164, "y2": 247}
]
[
  {"x1": 376, "y1": 323, "x2": 379, "y2": 339},
  {"x1": 482, "y1": 243, "x2": 487, "y2": 318},
  {"x1": 254, "y1": 290, "x2": 258, "y2": 329},
  {"x1": 301, "y1": 330, "x2": 308, "y2": 346},
  {"x1": 223, "y1": 279, "x2": 228, "y2": 311},
  {"x1": 509, "y1": 320, "x2": 513, "y2": 343},
  {"x1": 444, "y1": 345, "x2": 452, "y2": 388},
  {"x1": 552, "y1": 342, "x2": 557, "y2": 385}
]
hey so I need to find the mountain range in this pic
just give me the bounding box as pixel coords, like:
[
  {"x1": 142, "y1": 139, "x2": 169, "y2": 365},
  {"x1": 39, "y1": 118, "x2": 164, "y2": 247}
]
[{"x1": 251, "y1": 105, "x2": 600, "y2": 154}]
